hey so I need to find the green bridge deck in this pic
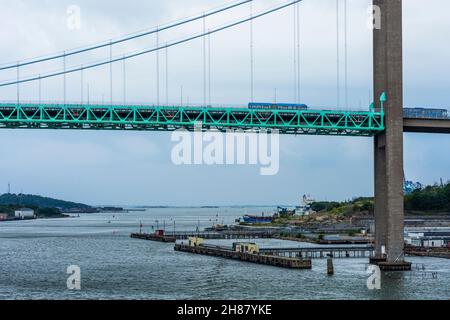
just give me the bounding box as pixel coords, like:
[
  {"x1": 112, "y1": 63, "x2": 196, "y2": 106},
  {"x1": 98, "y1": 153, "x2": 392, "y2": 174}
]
[{"x1": 0, "y1": 103, "x2": 384, "y2": 136}]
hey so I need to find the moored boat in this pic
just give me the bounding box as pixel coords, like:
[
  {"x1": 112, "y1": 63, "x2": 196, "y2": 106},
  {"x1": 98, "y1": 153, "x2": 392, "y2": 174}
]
[{"x1": 242, "y1": 214, "x2": 273, "y2": 224}]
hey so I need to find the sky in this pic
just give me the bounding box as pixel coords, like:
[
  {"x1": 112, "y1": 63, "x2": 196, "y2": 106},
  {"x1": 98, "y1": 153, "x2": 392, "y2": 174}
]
[{"x1": 0, "y1": 0, "x2": 449, "y2": 206}]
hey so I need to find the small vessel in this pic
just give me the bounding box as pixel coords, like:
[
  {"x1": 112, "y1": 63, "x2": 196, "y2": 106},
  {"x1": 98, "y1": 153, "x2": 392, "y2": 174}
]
[
  {"x1": 242, "y1": 214, "x2": 273, "y2": 224},
  {"x1": 205, "y1": 224, "x2": 229, "y2": 232}
]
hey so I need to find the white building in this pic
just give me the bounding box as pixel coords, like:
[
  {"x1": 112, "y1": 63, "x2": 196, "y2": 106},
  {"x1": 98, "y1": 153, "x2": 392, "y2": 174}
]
[
  {"x1": 405, "y1": 228, "x2": 450, "y2": 247},
  {"x1": 296, "y1": 194, "x2": 315, "y2": 216},
  {"x1": 15, "y1": 208, "x2": 35, "y2": 219},
  {"x1": 422, "y1": 238, "x2": 445, "y2": 248}
]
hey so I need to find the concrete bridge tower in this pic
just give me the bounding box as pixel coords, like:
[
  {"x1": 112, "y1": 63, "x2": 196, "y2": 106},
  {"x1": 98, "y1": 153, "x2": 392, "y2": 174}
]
[{"x1": 372, "y1": 0, "x2": 411, "y2": 270}]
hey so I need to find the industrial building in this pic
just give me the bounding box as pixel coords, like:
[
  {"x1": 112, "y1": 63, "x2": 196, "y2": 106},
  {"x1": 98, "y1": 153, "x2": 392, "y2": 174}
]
[
  {"x1": 405, "y1": 228, "x2": 450, "y2": 248},
  {"x1": 232, "y1": 242, "x2": 260, "y2": 254},
  {"x1": 296, "y1": 194, "x2": 315, "y2": 216},
  {"x1": 14, "y1": 208, "x2": 35, "y2": 219}
]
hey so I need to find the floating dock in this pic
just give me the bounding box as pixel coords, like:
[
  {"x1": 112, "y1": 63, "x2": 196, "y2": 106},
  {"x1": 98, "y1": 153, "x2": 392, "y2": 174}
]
[{"x1": 174, "y1": 243, "x2": 312, "y2": 269}]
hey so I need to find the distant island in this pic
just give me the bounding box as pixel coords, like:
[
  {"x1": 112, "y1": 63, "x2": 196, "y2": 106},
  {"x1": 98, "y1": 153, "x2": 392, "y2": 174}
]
[
  {"x1": 0, "y1": 193, "x2": 92, "y2": 210},
  {"x1": 0, "y1": 193, "x2": 95, "y2": 220}
]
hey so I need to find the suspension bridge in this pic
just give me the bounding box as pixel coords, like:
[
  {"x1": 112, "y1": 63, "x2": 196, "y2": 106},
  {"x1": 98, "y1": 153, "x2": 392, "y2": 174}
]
[
  {"x1": 1, "y1": 0, "x2": 450, "y2": 270},
  {"x1": 0, "y1": 0, "x2": 386, "y2": 136}
]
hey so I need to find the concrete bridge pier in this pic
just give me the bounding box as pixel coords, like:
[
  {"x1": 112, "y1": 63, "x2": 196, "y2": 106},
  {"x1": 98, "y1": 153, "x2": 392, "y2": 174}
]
[{"x1": 371, "y1": 0, "x2": 411, "y2": 271}]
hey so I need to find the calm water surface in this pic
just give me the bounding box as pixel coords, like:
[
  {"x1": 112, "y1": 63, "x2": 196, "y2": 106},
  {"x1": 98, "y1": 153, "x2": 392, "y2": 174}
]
[{"x1": 0, "y1": 207, "x2": 449, "y2": 300}]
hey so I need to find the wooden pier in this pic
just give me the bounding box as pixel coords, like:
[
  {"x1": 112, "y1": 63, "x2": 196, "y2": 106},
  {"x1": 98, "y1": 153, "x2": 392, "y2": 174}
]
[
  {"x1": 259, "y1": 246, "x2": 375, "y2": 259},
  {"x1": 131, "y1": 230, "x2": 275, "y2": 242},
  {"x1": 405, "y1": 246, "x2": 450, "y2": 259},
  {"x1": 273, "y1": 235, "x2": 373, "y2": 245},
  {"x1": 174, "y1": 244, "x2": 312, "y2": 269}
]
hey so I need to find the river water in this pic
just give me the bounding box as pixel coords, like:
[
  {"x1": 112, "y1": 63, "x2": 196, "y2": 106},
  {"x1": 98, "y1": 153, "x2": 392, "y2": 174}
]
[{"x1": 0, "y1": 207, "x2": 448, "y2": 300}]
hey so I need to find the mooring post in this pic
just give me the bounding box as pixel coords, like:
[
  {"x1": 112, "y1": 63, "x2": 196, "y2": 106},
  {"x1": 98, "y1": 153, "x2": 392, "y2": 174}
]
[{"x1": 327, "y1": 256, "x2": 334, "y2": 275}]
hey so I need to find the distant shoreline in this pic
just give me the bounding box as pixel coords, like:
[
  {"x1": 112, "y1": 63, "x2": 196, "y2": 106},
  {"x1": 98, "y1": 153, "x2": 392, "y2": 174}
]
[{"x1": 0, "y1": 214, "x2": 74, "y2": 222}]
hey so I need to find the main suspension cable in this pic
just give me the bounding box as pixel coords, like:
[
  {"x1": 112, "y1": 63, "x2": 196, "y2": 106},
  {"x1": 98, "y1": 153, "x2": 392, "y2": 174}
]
[
  {"x1": 0, "y1": 0, "x2": 253, "y2": 71},
  {"x1": 0, "y1": 0, "x2": 303, "y2": 88}
]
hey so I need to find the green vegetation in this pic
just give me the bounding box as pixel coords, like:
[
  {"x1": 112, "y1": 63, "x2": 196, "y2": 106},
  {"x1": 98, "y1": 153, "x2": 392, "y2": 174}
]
[
  {"x1": 36, "y1": 207, "x2": 63, "y2": 217},
  {"x1": 0, "y1": 205, "x2": 18, "y2": 216},
  {"x1": 259, "y1": 182, "x2": 450, "y2": 229},
  {"x1": 311, "y1": 197, "x2": 374, "y2": 217},
  {"x1": 0, "y1": 193, "x2": 93, "y2": 219},
  {"x1": 0, "y1": 193, "x2": 91, "y2": 211},
  {"x1": 348, "y1": 230, "x2": 357, "y2": 237},
  {"x1": 0, "y1": 204, "x2": 64, "y2": 218},
  {"x1": 310, "y1": 201, "x2": 341, "y2": 212},
  {"x1": 277, "y1": 232, "x2": 305, "y2": 239},
  {"x1": 405, "y1": 183, "x2": 450, "y2": 213},
  {"x1": 308, "y1": 182, "x2": 450, "y2": 217}
]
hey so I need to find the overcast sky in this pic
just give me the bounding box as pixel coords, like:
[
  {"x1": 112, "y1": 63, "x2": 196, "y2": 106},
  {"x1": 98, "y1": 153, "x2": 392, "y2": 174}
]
[{"x1": 0, "y1": 0, "x2": 449, "y2": 206}]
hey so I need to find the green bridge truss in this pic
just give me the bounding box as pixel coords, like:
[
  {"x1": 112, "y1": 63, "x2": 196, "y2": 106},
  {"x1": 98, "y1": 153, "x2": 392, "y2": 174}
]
[{"x1": 0, "y1": 103, "x2": 384, "y2": 136}]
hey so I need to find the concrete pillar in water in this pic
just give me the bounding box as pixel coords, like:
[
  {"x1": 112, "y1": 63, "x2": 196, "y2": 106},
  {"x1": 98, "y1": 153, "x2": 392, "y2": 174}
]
[{"x1": 327, "y1": 257, "x2": 334, "y2": 275}]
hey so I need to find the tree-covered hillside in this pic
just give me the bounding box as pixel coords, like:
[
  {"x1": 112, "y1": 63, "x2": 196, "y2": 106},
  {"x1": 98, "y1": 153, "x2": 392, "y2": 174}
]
[
  {"x1": 310, "y1": 182, "x2": 450, "y2": 215},
  {"x1": 0, "y1": 193, "x2": 91, "y2": 211},
  {"x1": 405, "y1": 183, "x2": 450, "y2": 212}
]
